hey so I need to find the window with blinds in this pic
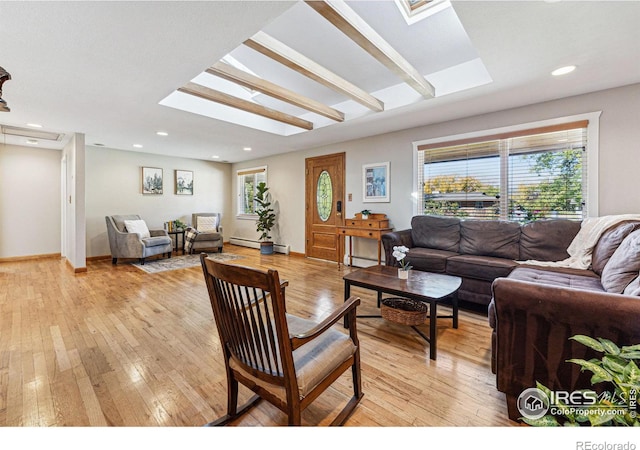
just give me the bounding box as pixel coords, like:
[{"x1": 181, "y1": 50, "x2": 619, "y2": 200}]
[
  {"x1": 416, "y1": 121, "x2": 587, "y2": 222},
  {"x1": 237, "y1": 166, "x2": 267, "y2": 217}
]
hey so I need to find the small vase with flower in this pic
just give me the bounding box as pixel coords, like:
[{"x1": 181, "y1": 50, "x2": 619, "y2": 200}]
[{"x1": 392, "y1": 245, "x2": 412, "y2": 279}]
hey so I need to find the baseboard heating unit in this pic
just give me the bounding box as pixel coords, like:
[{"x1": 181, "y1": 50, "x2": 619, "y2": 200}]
[{"x1": 228, "y1": 237, "x2": 290, "y2": 255}]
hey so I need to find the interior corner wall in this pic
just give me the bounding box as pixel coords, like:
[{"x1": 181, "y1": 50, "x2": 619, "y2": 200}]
[
  {"x1": 85, "y1": 146, "x2": 232, "y2": 258},
  {"x1": 229, "y1": 82, "x2": 640, "y2": 260},
  {"x1": 62, "y1": 133, "x2": 87, "y2": 270},
  {"x1": 0, "y1": 143, "x2": 62, "y2": 258}
]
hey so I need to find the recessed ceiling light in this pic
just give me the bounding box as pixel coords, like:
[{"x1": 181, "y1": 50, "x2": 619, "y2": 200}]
[
  {"x1": 26, "y1": 139, "x2": 38, "y2": 145},
  {"x1": 552, "y1": 65, "x2": 576, "y2": 76},
  {"x1": 211, "y1": 155, "x2": 220, "y2": 159},
  {"x1": 156, "y1": 131, "x2": 168, "y2": 136},
  {"x1": 243, "y1": 147, "x2": 252, "y2": 151},
  {"x1": 133, "y1": 144, "x2": 143, "y2": 148},
  {"x1": 26, "y1": 123, "x2": 42, "y2": 128}
]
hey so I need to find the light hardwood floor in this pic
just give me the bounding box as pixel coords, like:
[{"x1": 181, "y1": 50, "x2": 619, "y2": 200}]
[{"x1": 0, "y1": 245, "x2": 516, "y2": 427}]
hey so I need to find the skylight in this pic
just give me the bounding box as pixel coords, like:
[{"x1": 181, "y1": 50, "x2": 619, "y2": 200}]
[{"x1": 159, "y1": 0, "x2": 491, "y2": 136}]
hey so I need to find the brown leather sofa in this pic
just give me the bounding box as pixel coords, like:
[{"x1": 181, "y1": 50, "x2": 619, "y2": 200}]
[
  {"x1": 489, "y1": 220, "x2": 640, "y2": 421},
  {"x1": 382, "y1": 215, "x2": 581, "y2": 306}
]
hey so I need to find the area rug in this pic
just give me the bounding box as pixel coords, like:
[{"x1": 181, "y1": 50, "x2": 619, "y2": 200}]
[{"x1": 131, "y1": 253, "x2": 243, "y2": 274}]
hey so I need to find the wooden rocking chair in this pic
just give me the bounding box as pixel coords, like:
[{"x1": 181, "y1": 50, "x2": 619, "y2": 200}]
[{"x1": 200, "y1": 254, "x2": 363, "y2": 426}]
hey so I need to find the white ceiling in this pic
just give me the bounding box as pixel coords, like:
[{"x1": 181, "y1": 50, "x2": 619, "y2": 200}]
[{"x1": 1, "y1": 1, "x2": 639, "y2": 163}]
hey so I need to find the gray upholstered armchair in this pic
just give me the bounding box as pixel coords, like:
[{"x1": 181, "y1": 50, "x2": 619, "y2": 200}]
[
  {"x1": 189, "y1": 212, "x2": 223, "y2": 253},
  {"x1": 105, "y1": 215, "x2": 173, "y2": 265}
]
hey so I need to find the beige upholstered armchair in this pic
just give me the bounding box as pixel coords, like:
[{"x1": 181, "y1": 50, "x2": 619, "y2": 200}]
[
  {"x1": 105, "y1": 215, "x2": 173, "y2": 264},
  {"x1": 187, "y1": 213, "x2": 223, "y2": 254}
]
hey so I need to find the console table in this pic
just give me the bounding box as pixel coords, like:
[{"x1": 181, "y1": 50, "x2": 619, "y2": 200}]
[{"x1": 336, "y1": 213, "x2": 393, "y2": 268}]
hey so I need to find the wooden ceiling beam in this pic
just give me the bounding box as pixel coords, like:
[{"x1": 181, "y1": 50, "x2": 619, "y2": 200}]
[
  {"x1": 178, "y1": 82, "x2": 314, "y2": 131},
  {"x1": 305, "y1": 0, "x2": 436, "y2": 98},
  {"x1": 244, "y1": 31, "x2": 384, "y2": 112},
  {"x1": 206, "y1": 61, "x2": 345, "y2": 122}
]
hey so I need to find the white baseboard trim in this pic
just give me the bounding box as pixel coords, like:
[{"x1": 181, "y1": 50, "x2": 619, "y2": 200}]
[
  {"x1": 343, "y1": 255, "x2": 384, "y2": 268},
  {"x1": 229, "y1": 237, "x2": 290, "y2": 255}
]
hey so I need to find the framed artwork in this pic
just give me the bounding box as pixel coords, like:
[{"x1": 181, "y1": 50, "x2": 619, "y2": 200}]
[
  {"x1": 175, "y1": 169, "x2": 194, "y2": 195},
  {"x1": 363, "y1": 161, "x2": 390, "y2": 203},
  {"x1": 142, "y1": 167, "x2": 163, "y2": 195}
]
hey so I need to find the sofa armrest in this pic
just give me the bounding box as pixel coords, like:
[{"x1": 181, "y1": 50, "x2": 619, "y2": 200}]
[
  {"x1": 492, "y1": 277, "x2": 640, "y2": 400},
  {"x1": 150, "y1": 229, "x2": 169, "y2": 237},
  {"x1": 381, "y1": 229, "x2": 413, "y2": 267}
]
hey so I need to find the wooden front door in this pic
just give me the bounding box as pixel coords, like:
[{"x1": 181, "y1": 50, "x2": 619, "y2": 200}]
[{"x1": 305, "y1": 153, "x2": 345, "y2": 262}]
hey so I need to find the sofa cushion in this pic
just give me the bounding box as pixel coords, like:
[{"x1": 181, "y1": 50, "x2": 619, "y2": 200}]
[
  {"x1": 142, "y1": 236, "x2": 172, "y2": 248},
  {"x1": 601, "y1": 229, "x2": 640, "y2": 294},
  {"x1": 446, "y1": 255, "x2": 517, "y2": 281},
  {"x1": 457, "y1": 277, "x2": 494, "y2": 305},
  {"x1": 519, "y1": 219, "x2": 581, "y2": 261},
  {"x1": 411, "y1": 215, "x2": 460, "y2": 252},
  {"x1": 592, "y1": 221, "x2": 640, "y2": 276},
  {"x1": 405, "y1": 247, "x2": 458, "y2": 273},
  {"x1": 459, "y1": 220, "x2": 521, "y2": 259},
  {"x1": 623, "y1": 275, "x2": 640, "y2": 296},
  {"x1": 507, "y1": 267, "x2": 605, "y2": 292}
]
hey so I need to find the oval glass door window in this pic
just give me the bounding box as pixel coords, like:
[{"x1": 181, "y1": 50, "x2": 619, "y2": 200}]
[{"x1": 317, "y1": 170, "x2": 333, "y2": 222}]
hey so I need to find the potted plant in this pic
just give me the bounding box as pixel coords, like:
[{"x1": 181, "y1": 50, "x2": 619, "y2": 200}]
[
  {"x1": 255, "y1": 182, "x2": 276, "y2": 255},
  {"x1": 360, "y1": 209, "x2": 372, "y2": 219},
  {"x1": 392, "y1": 245, "x2": 412, "y2": 279}
]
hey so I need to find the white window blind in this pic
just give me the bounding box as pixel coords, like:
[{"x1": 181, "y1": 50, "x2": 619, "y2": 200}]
[
  {"x1": 237, "y1": 166, "x2": 267, "y2": 217},
  {"x1": 417, "y1": 121, "x2": 588, "y2": 222}
]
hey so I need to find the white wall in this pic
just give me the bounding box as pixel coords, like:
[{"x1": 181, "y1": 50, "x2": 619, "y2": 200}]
[
  {"x1": 85, "y1": 146, "x2": 232, "y2": 258},
  {"x1": 230, "y1": 83, "x2": 640, "y2": 260},
  {"x1": 62, "y1": 133, "x2": 87, "y2": 270},
  {"x1": 0, "y1": 143, "x2": 62, "y2": 258}
]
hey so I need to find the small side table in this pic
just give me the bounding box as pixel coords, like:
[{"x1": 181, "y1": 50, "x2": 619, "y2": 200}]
[
  {"x1": 167, "y1": 229, "x2": 185, "y2": 254},
  {"x1": 336, "y1": 213, "x2": 392, "y2": 268}
]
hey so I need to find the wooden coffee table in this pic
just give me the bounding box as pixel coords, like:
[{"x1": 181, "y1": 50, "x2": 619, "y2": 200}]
[{"x1": 343, "y1": 265, "x2": 462, "y2": 360}]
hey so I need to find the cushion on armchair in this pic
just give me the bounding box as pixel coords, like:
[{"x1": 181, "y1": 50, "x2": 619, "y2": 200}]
[
  {"x1": 124, "y1": 219, "x2": 151, "y2": 239},
  {"x1": 196, "y1": 215, "x2": 218, "y2": 232}
]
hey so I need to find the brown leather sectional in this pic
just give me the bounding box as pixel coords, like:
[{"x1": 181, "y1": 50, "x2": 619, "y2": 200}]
[
  {"x1": 383, "y1": 215, "x2": 640, "y2": 422},
  {"x1": 490, "y1": 220, "x2": 640, "y2": 421},
  {"x1": 382, "y1": 215, "x2": 581, "y2": 306}
]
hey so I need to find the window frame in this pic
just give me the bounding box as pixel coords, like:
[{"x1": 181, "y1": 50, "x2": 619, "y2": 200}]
[
  {"x1": 236, "y1": 165, "x2": 267, "y2": 219},
  {"x1": 412, "y1": 112, "x2": 601, "y2": 220}
]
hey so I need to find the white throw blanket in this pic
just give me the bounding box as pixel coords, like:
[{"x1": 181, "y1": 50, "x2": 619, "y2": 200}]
[{"x1": 518, "y1": 214, "x2": 640, "y2": 269}]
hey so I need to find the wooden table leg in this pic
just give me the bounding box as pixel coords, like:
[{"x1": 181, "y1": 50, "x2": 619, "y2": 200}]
[{"x1": 429, "y1": 300, "x2": 437, "y2": 360}]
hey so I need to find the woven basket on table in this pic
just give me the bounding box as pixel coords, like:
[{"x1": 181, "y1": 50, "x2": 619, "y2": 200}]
[{"x1": 380, "y1": 298, "x2": 428, "y2": 326}]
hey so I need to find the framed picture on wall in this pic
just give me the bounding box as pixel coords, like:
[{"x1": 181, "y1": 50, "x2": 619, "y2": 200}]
[
  {"x1": 142, "y1": 167, "x2": 163, "y2": 195},
  {"x1": 363, "y1": 161, "x2": 390, "y2": 202},
  {"x1": 175, "y1": 169, "x2": 194, "y2": 195}
]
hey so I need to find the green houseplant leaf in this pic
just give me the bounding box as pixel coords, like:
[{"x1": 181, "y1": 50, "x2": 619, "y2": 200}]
[
  {"x1": 570, "y1": 335, "x2": 605, "y2": 352},
  {"x1": 525, "y1": 334, "x2": 640, "y2": 427},
  {"x1": 255, "y1": 182, "x2": 276, "y2": 242}
]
